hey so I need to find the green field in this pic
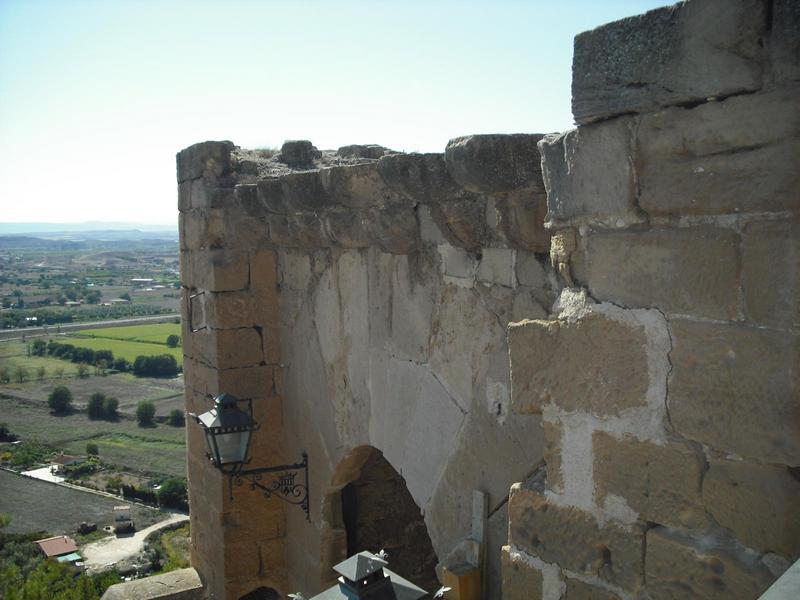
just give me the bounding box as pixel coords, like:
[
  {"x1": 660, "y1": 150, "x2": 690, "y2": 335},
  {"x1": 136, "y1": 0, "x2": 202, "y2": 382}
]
[
  {"x1": 0, "y1": 397, "x2": 186, "y2": 477},
  {"x1": 77, "y1": 323, "x2": 182, "y2": 344},
  {"x1": 62, "y1": 335, "x2": 183, "y2": 364}
]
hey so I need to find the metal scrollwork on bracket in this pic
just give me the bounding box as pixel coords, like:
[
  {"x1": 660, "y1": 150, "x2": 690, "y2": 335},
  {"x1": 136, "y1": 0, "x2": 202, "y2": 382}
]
[{"x1": 229, "y1": 453, "x2": 310, "y2": 521}]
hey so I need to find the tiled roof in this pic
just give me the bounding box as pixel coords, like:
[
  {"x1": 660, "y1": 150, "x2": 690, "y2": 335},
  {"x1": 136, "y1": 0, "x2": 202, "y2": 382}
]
[
  {"x1": 333, "y1": 551, "x2": 388, "y2": 581},
  {"x1": 35, "y1": 535, "x2": 78, "y2": 558}
]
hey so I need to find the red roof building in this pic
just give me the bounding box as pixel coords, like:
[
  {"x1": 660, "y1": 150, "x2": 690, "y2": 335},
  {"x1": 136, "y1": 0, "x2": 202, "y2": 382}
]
[{"x1": 34, "y1": 535, "x2": 78, "y2": 558}]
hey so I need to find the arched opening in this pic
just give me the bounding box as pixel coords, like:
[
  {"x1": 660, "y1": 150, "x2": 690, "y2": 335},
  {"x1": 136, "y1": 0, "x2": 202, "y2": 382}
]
[
  {"x1": 321, "y1": 446, "x2": 439, "y2": 593},
  {"x1": 238, "y1": 587, "x2": 279, "y2": 600}
]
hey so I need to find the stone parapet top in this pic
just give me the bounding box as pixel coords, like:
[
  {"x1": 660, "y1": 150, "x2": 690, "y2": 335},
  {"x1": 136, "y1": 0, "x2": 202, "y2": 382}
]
[{"x1": 101, "y1": 567, "x2": 204, "y2": 600}]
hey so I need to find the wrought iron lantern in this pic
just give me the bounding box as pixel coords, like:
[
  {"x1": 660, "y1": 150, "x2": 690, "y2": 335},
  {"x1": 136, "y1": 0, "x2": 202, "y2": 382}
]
[{"x1": 191, "y1": 394, "x2": 310, "y2": 520}]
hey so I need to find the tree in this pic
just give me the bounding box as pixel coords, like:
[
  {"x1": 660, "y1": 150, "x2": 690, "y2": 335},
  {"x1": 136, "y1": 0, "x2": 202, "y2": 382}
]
[
  {"x1": 48, "y1": 385, "x2": 72, "y2": 414},
  {"x1": 103, "y1": 397, "x2": 119, "y2": 420},
  {"x1": 136, "y1": 400, "x2": 156, "y2": 426},
  {"x1": 87, "y1": 393, "x2": 106, "y2": 419},
  {"x1": 35, "y1": 366, "x2": 46, "y2": 381},
  {"x1": 53, "y1": 366, "x2": 65, "y2": 379},
  {"x1": 113, "y1": 357, "x2": 129, "y2": 372},
  {"x1": 167, "y1": 409, "x2": 185, "y2": 427},
  {"x1": 85, "y1": 289, "x2": 102, "y2": 304},
  {"x1": 86, "y1": 443, "x2": 99, "y2": 456},
  {"x1": 120, "y1": 292, "x2": 131, "y2": 301},
  {"x1": 76, "y1": 363, "x2": 89, "y2": 378},
  {"x1": 0, "y1": 423, "x2": 11, "y2": 442},
  {"x1": 157, "y1": 478, "x2": 188, "y2": 510},
  {"x1": 166, "y1": 334, "x2": 180, "y2": 348},
  {"x1": 30, "y1": 339, "x2": 47, "y2": 356},
  {"x1": 0, "y1": 367, "x2": 10, "y2": 384}
]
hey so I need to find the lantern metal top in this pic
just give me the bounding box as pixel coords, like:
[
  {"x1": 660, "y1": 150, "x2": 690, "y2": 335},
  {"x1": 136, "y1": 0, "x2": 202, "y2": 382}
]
[{"x1": 196, "y1": 393, "x2": 257, "y2": 433}]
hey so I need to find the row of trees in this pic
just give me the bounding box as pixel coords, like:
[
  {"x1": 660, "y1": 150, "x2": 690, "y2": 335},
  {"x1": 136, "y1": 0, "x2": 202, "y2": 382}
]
[
  {"x1": 46, "y1": 387, "x2": 183, "y2": 428},
  {"x1": 34, "y1": 339, "x2": 179, "y2": 379},
  {"x1": 1, "y1": 304, "x2": 173, "y2": 329}
]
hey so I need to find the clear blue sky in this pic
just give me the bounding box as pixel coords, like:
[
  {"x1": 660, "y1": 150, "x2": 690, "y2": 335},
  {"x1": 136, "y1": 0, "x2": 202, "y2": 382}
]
[{"x1": 0, "y1": 0, "x2": 672, "y2": 225}]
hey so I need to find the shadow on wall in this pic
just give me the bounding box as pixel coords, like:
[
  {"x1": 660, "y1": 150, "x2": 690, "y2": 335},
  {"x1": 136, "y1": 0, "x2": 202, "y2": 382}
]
[
  {"x1": 239, "y1": 586, "x2": 279, "y2": 600},
  {"x1": 320, "y1": 446, "x2": 439, "y2": 593}
]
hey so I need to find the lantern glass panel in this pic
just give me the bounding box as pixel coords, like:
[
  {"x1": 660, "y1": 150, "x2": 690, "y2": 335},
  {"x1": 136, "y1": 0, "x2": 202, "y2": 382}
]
[{"x1": 214, "y1": 428, "x2": 252, "y2": 465}]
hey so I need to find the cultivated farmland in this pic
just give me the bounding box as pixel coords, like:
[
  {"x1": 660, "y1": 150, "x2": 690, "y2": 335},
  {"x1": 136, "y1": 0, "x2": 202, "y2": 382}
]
[
  {"x1": 76, "y1": 323, "x2": 182, "y2": 345},
  {"x1": 0, "y1": 468, "x2": 168, "y2": 535}
]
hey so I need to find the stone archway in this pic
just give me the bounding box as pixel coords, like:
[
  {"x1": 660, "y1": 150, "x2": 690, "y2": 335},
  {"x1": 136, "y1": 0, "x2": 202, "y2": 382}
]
[{"x1": 321, "y1": 446, "x2": 439, "y2": 593}]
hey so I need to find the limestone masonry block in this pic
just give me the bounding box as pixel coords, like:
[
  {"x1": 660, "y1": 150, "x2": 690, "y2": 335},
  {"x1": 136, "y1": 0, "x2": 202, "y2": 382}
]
[
  {"x1": 319, "y1": 162, "x2": 396, "y2": 209},
  {"x1": 438, "y1": 245, "x2": 477, "y2": 280},
  {"x1": 543, "y1": 420, "x2": 563, "y2": 492},
  {"x1": 281, "y1": 171, "x2": 331, "y2": 212},
  {"x1": 742, "y1": 220, "x2": 800, "y2": 329},
  {"x1": 366, "y1": 206, "x2": 419, "y2": 254},
  {"x1": 539, "y1": 118, "x2": 640, "y2": 227},
  {"x1": 501, "y1": 546, "x2": 544, "y2": 600},
  {"x1": 444, "y1": 134, "x2": 545, "y2": 194},
  {"x1": 177, "y1": 140, "x2": 234, "y2": 183},
  {"x1": 289, "y1": 212, "x2": 330, "y2": 248},
  {"x1": 377, "y1": 152, "x2": 463, "y2": 203},
  {"x1": 564, "y1": 577, "x2": 621, "y2": 600},
  {"x1": 669, "y1": 319, "x2": 800, "y2": 465},
  {"x1": 496, "y1": 189, "x2": 551, "y2": 253},
  {"x1": 430, "y1": 196, "x2": 488, "y2": 250},
  {"x1": 266, "y1": 214, "x2": 293, "y2": 247},
  {"x1": 702, "y1": 459, "x2": 800, "y2": 559},
  {"x1": 257, "y1": 178, "x2": 289, "y2": 214},
  {"x1": 637, "y1": 89, "x2": 800, "y2": 216},
  {"x1": 516, "y1": 252, "x2": 548, "y2": 288},
  {"x1": 509, "y1": 313, "x2": 648, "y2": 416},
  {"x1": 593, "y1": 432, "x2": 707, "y2": 530},
  {"x1": 101, "y1": 567, "x2": 204, "y2": 600},
  {"x1": 325, "y1": 207, "x2": 370, "y2": 248},
  {"x1": 182, "y1": 248, "x2": 250, "y2": 292},
  {"x1": 645, "y1": 527, "x2": 774, "y2": 600},
  {"x1": 477, "y1": 248, "x2": 515, "y2": 287},
  {"x1": 770, "y1": 0, "x2": 800, "y2": 84},
  {"x1": 508, "y1": 485, "x2": 644, "y2": 592},
  {"x1": 193, "y1": 327, "x2": 264, "y2": 370},
  {"x1": 279, "y1": 139, "x2": 318, "y2": 167},
  {"x1": 571, "y1": 227, "x2": 740, "y2": 320},
  {"x1": 572, "y1": 0, "x2": 765, "y2": 123},
  {"x1": 203, "y1": 289, "x2": 277, "y2": 329}
]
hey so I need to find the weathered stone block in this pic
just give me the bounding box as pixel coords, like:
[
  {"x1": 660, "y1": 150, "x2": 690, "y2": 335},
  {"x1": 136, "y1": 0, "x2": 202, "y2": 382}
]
[
  {"x1": 367, "y1": 206, "x2": 419, "y2": 254},
  {"x1": 319, "y1": 163, "x2": 395, "y2": 209},
  {"x1": 279, "y1": 139, "x2": 319, "y2": 167},
  {"x1": 257, "y1": 178, "x2": 289, "y2": 214},
  {"x1": 496, "y1": 189, "x2": 550, "y2": 252},
  {"x1": 646, "y1": 527, "x2": 775, "y2": 600},
  {"x1": 203, "y1": 289, "x2": 278, "y2": 329},
  {"x1": 430, "y1": 197, "x2": 488, "y2": 250},
  {"x1": 477, "y1": 248, "x2": 515, "y2": 287},
  {"x1": 378, "y1": 152, "x2": 463, "y2": 203},
  {"x1": 438, "y1": 245, "x2": 477, "y2": 280},
  {"x1": 508, "y1": 485, "x2": 644, "y2": 591},
  {"x1": 266, "y1": 214, "x2": 294, "y2": 247},
  {"x1": 101, "y1": 567, "x2": 204, "y2": 600},
  {"x1": 183, "y1": 248, "x2": 250, "y2": 292},
  {"x1": 337, "y1": 144, "x2": 389, "y2": 159},
  {"x1": 289, "y1": 212, "x2": 330, "y2": 248},
  {"x1": 509, "y1": 312, "x2": 648, "y2": 416},
  {"x1": 325, "y1": 208, "x2": 370, "y2": 248},
  {"x1": 542, "y1": 420, "x2": 563, "y2": 492},
  {"x1": 515, "y1": 252, "x2": 548, "y2": 288},
  {"x1": 742, "y1": 220, "x2": 799, "y2": 328},
  {"x1": 638, "y1": 90, "x2": 800, "y2": 216},
  {"x1": 571, "y1": 227, "x2": 740, "y2": 320},
  {"x1": 281, "y1": 171, "x2": 331, "y2": 211},
  {"x1": 193, "y1": 327, "x2": 264, "y2": 370},
  {"x1": 593, "y1": 432, "x2": 706, "y2": 529},
  {"x1": 669, "y1": 320, "x2": 800, "y2": 465},
  {"x1": 177, "y1": 140, "x2": 235, "y2": 183},
  {"x1": 539, "y1": 119, "x2": 640, "y2": 226},
  {"x1": 703, "y1": 459, "x2": 800, "y2": 558},
  {"x1": 444, "y1": 134, "x2": 545, "y2": 193},
  {"x1": 770, "y1": 0, "x2": 800, "y2": 83},
  {"x1": 564, "y1": 578, "x2": 621, "y2": 600},
  {"x1": 572, "y1": 0, "x2": 765, "y2": 123},
  {"x1": 501, "y1": 546, "x2": 543, "y2": 600}
]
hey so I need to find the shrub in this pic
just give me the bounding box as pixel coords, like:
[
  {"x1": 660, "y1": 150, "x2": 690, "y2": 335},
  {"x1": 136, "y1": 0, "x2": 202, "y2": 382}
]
[
  {"x1": 167, "y1": 409, "x2": 185, "y2": 427},
  {"x1": 113, "y1": 357, "x2": 129, "y2": 372},
  {"x1": 35, "y1": 366, "x2": 46, "y2": 381},
  {"x1": 103, "y1": 397, "x2": 119, "y2": 420},
  {"x1": 166, "y1": 334, "x2": 180, "y2": 348},
  {"x1": 0, "y1": 423, "x2": 12, "y2": 442},
  {"x1": 86, "y1": 443, "x2": 99, "y2": 456},
  {"x1": 132, "y1": 354, "x2": 179, "y2": 378},
  {"x1": 0, "y1": 367, "x2": 9, "y2": 384},
  {"x1": 87, "y1": 393, "x2": 106, "y2": 419},
  {"x1": 14, "y1": 367, "x2": 29, "y2": 384},
  {"x1": 47, "y1": 386, "x2": 72, "y2": 414},
  {"x1": 136, "y1": 401, "x2": 156, "y2": 426},
  {"x1": 76, "y1": 363, "x2": 89, "y2": 378},
  {"x1": 30, "y1": 339, "x2": 47, "y2": 356}
]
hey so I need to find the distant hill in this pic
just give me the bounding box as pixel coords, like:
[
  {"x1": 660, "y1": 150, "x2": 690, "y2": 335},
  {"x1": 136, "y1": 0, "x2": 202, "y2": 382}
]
[
  {"x1": 0, "y1": 222, "x2": 177, "y2": 235},
  {"x1": 0, "y1": 235, "x2": 84, "y2": 250}
]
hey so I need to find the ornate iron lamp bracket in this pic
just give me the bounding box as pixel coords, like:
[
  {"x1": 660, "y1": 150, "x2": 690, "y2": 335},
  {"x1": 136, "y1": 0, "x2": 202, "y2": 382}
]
[{"x1": 230, "y1": 453, "x2": 310, "y2": 521}]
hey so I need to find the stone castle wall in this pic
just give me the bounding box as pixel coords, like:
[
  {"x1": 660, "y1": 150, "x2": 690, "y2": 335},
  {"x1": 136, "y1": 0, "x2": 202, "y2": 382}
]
[
  {"x1": 503, "y1": 1, "x2": 799, "y2": 599},
  {"x1": 177, "y1": 134, "x2": 557, "y2": 598}
]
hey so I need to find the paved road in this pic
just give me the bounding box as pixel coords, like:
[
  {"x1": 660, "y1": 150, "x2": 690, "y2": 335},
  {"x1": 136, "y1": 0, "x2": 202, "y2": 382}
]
[
  {"x1": 82, "y1": 513, "x2": 189, "y2": 572},
  {"x1": 0, "y1": 313, "x2": 180, "y2": 342}
]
